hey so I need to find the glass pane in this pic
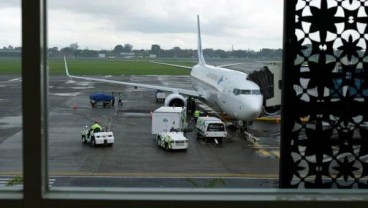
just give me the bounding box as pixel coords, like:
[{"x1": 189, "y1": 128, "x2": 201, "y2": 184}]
[
  {"x1": 0, "y1": 0, "x2": 23, "y2": 189},
  {"x1": 47, "y1": 0, "x2": 283, "y2": 189}
]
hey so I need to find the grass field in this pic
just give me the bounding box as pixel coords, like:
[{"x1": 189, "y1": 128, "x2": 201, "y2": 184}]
[
  {"x1": 0, "y1": 57, "x2": 194, "y2": 75},
  {"x1": 0, "y1": 58, "x2": 22, "y2": 74}
]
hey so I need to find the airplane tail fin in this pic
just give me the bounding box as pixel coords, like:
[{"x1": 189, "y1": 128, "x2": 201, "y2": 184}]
[
  {"x1": 197, "y1": 15, "x2": 206, "y2": 66},
  {"x1": 64, "y1": 56, "x2": 71, "y2": 77}
]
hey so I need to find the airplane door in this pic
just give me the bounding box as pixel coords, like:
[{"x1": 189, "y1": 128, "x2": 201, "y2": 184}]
[{"x1": 220, "y1": 78, "x2": 230, "y2": 105}]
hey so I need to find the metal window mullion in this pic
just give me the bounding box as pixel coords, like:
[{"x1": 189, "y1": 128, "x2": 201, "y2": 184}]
[
  {"x1": 279, "y1": 0, "x2": 297, "y2": 188},
  {"x1": 41, "y1": 0, "x2": 49, "y2": 197},
  {"x1": 22, "y1": 0, "x2": 48, "y2": 207}
]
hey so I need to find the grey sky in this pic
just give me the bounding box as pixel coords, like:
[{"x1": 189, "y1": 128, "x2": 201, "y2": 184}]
[{"x1": 1, "y1": 0, "x2": 283, "y2": 51}]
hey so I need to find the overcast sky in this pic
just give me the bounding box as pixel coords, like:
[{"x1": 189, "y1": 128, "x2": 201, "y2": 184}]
[{"x1": 1, "y1": 0, "x2": 283, "y2": 51}]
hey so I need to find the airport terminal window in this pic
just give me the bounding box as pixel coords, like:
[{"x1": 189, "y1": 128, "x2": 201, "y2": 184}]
[
  {"x1": 3, "y1": 0, "x2": 368, "y2": 208},
  {"x1": 0, "y1": 0, "x2": 23, "y2": 191},
  {"x1": 45, "y1": 0, "x2": 285, "y2": 195}
]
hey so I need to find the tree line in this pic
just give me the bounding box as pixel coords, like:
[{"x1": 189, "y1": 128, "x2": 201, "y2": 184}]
[{"x1": 1, "y1": 43, "x2": 282, "y2": 59}]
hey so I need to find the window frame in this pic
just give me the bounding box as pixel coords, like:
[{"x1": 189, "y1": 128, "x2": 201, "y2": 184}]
[{"x1": 1, "y1": 0, "x2": 368, "y2": 207}]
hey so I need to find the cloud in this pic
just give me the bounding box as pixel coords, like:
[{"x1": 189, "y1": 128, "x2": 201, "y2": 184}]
[
  {"x1": 0, "y1": 2, "x2": 21, "y2": 47},
  {"x1": 3, "y1": 0, "x2": 283, "y2": 50}
]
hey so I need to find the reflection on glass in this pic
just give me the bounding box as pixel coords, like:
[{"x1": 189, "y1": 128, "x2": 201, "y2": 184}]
[
  {"x1": 0, "y1": 0, "x2": 22, "y2": 188},
  {"x1": 47, "y1": 0, "x2": 282, "y2": 189}
]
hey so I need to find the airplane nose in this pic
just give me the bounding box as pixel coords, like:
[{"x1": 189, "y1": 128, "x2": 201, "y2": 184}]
[{"x1": 239, "y1": 95, "x2": 263, "y2": 120}]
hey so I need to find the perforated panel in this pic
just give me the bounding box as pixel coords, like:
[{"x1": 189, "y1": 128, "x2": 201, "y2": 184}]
[{"x1": 280, "y1": 0, "x2": 368, "y2": 188}]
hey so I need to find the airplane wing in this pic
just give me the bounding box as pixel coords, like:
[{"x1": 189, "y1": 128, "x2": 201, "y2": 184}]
[
  {"x1": 217, "y1": 63, "x2": 244, "y2": 68},
  {"x1": 64, "y1": 57, "x2": 203, "y2": 98},
  {"x1": 151, "y1": 60, "x2": 244, "y2": 70},
  {"x1": 149, "y1": 61, "x2": 193, "y2": 69}
]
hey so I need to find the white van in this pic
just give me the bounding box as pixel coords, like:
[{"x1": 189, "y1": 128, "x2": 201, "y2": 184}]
[{"x1": 195, "y1": 117, "x2": 227, "y2": 143}]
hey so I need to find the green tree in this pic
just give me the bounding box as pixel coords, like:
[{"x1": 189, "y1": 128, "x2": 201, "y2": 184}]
[
  {"x1": 123, "y1": 44, "x2": 133, "y2": 52},
  {"x1": 113, "y1": 45, "x2": 124, "y2": 54},
  {"x1": 150, "y1": 44, "x2": 161, "y2": 56}
]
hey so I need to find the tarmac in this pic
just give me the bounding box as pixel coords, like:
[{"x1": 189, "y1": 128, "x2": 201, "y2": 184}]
[{"x1": 0, "y1": 74, "x2": 280, "y2": 188}]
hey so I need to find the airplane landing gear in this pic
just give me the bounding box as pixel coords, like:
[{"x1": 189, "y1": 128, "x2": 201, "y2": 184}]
[{"x1": 228, "y1": 120, "x2": 252, "y2": 134}]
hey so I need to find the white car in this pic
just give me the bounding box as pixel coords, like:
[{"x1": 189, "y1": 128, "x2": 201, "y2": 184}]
[
  {"x1": 156, "y1": 132, "x2": 189, "y2": 150},
  {"x1": 155, "y1": 90, "x2": 166, "y2": 102}
]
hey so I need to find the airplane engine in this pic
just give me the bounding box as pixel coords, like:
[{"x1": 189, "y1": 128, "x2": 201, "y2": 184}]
[{"x1": 164, "y1": 93, "x2": 187, "y2": 107}]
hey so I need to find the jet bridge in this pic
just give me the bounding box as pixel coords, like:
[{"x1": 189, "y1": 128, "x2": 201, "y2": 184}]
[{"x1": 247, "y1": 64, "x2": 282, "y2": 114}]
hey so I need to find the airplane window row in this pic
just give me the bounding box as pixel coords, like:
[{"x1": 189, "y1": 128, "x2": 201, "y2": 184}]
[{"x1": 233, "y1": 89, "x2": 261, "y2": 95}]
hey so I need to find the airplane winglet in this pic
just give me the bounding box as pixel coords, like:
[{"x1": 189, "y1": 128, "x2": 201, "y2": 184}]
[
  {"x1": 197, "y1": 15, "x2": 206, "y2": 66},
  {"x1": 64, "y1": 56, "x2": 71, "y2": 77}
]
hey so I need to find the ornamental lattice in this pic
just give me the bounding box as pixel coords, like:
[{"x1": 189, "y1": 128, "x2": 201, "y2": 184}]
[{"x1": 280, "y1": 0, "x2": 368, "y2": 188}]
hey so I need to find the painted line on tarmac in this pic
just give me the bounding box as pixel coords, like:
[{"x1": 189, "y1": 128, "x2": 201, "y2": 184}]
[
  {"x1": 270, "y1": 150, "x2": 280, "y2": 158},
  {"x1": 87, "y1": 172, "x2": 279, "y2": 179},
  {"x1": 0, "y1": 172, "x2": 278, "y2": 179},
  {"x1": 255, "y1": 146, "x2": 280, "y2": 159},
  {"x1": 244, "y1": 130, "x2": 280, "y2": 159},
  {"x1": 256, "y1": 149, "x2": 273, "y2": 158},
  {"x1": 247, "y1": 138, "x2": 279, "y2": 159},
  {"x1": 47, "y1": 172, "x2": 279, "y2": 179}
]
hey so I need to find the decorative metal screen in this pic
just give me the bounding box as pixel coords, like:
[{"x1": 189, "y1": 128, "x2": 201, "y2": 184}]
[{"x1": 280, "y1": 0, "x2": 368, "y2": 188}]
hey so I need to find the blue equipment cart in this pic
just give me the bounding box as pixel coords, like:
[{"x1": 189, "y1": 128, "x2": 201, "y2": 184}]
[{"x1": 89, "y1": 93, "x2": 113, "y2": 108}]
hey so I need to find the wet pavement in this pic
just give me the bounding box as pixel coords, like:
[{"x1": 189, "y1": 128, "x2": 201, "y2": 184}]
[{"x1": 0, "y1": 74, "x2": 280, "y2": 188}]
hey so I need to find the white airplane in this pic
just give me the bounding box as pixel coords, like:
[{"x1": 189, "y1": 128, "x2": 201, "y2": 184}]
[{"x1": 65, "y1": 15, "x2": 263, "y2": 122}]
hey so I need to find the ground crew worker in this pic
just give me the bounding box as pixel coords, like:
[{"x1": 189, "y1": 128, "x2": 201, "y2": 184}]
[
  {"x1": 118, "y1": 92, "x2": 123, "y2": 106},
  {"x1": 194, "y1": 109, "x2": 200, "y2": 123},
  {"x1": 111, "y1": 92, "x2": 115, "y2": 106},
  {"x1": 89, "y1": 121, "x2": 102, "y2": 138},
  {"x1": 187, "y1": 97, "x2": 195, "y2": 114}
]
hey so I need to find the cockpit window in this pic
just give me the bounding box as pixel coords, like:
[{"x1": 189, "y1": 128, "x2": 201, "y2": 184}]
[
  {"x1": 240, "y1": 90, "x2": 251, "y2": 94},
  {"x1": 233, "y1": 88, "x2": 261, "y2": 95},
  {"x1": 233, "y1": 88, "x2": 240, "y2": 95},
  {"x1": 252, "y1": 90, "x2": 261, "y2": 95}
]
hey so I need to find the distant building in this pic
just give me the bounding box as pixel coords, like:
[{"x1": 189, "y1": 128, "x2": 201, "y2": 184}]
[
  {"x1": 149, "y1": 54, "x2": 157, "y2": 58},
  {"x1": 120, "y1": 52, "x2": 135, "y2": 58},
  {"x1": 98, "y1": 53, "x2": 106, "y2": 58}
]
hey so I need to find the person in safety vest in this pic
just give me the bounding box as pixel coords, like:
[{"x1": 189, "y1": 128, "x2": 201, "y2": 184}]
[
  {"x1": 88, "y1": 121, "x2": 102, "y2": 138},
  {"x1": 194, "y1": 109, "x2": 201, "y2": 123},
  {"x1": 118, "y1": 92, "x2": 123, "y2": 106}
]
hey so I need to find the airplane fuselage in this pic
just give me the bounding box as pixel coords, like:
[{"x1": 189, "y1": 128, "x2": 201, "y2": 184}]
[
  {"x1": 190, "y1": 64, "x2": 263, "y2": 121},
  {"x1": 64, "y1": 15, "x2": 264, "y2": 122}
]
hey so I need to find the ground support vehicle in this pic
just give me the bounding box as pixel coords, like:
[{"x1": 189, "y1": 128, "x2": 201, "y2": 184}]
[
  {"x1": 151, "y1": 107, "x2": 187, "y2": 134},
  {"x1": 155, "y1": 90, "x2": 166, "y2": 102},
  {"x1": 81, "y1": 126, "x2": 114, "y2": 147},
  {"x1": 89, "y1": 93, "x2": 113, "y2": 108},
  {"x1": 156, "y1": 132, "x2": 189, "y2": 151},
  {"x1": 195, "y1": 117, "x2": 227, "y2": 144}
]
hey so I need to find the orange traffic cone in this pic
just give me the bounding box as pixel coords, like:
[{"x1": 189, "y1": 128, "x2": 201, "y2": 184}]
[
  {"x1": 72, "y1": 103, "x2": 77, "y2": 111},
  {"x1": 275, "y1": 117, "x2": 281, "y2": 124}
]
